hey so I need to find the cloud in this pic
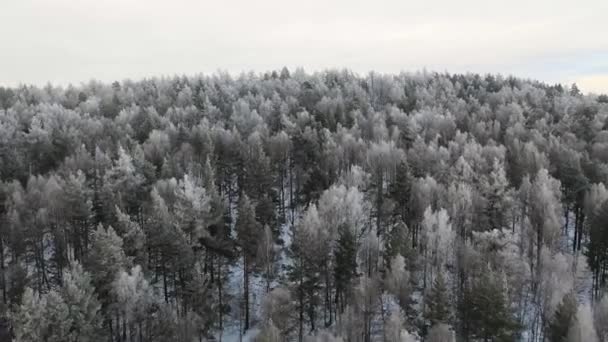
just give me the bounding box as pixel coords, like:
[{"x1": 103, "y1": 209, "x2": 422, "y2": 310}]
[{"x1": 0, "y1": 0, "x2": 606, "y2": 86}]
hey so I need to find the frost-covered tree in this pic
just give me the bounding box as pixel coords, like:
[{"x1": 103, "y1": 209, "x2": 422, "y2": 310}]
[
  {"x1": 13, "y1": 288, "x2": 46, "y2": 342},
  {"x1": 235, "y1": 194, "x2": 262, "y2": 332},
  {"x1": 426, "y1": 323, "x2": 455, "y2": 342},
  {"x1": 463, "y1": 268, "x2": 518, "y2": 341},
  {"x1": 427, "y1": 271, "x2": 451, "y2": 326},
  {"x1": 567, "y1": 303, "x2": 598, "y2": 342},
  {"x1": 421, "y1": 207, "x2": 454, "y2": 290},
  {"x1": 113, "y1": 265, "x2": 155, "y2": 342},
  {"x1": 60, "y1": 262, "x2": 103, "y2": 342},
  {"x1": 3, "y1": 70, "x2": 608, "y2": 342},
  {"x1": 528, "y1": 169, "x2": 562, "y2": 276},
  {"x1": 86, "y1": 224, "x2": 129, "y2": 314},
  {"x1": 594, "y1": 293, "x2": 608, "y2": 342},
  {"x1": 385, "y1": 309, "x2": 415, "y2": 342},
  {"x1": 547, "y1": 292, "x2": 577, "y2": 342},
  {"x1": 14, "y1": 262, "x2": 103, "y2": 342}
]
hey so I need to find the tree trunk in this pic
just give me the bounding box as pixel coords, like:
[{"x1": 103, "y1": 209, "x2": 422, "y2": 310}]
[
  {"x1": 0, "y1": 236, "x2": 5, "y2": 304},
  {"x1": 218, "y1": 259, "x2": 224, "y2": 341},
  {"x1": 243, "y1": 256, "x2": 250, "y2": 332}
]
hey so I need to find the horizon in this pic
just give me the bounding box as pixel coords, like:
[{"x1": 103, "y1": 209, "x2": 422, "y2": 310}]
[{"x1": 0, "y1": 68, "x2": 589, "y2": 91}]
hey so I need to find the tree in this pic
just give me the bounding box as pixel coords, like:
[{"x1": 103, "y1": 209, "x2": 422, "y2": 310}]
[
  {"x1": 480, "y1": 158, "x2": 512, "y2": 231},
  {"x1": 389, "y1": 159, "x2": 413, "y2": 224},
  {"x1": 61, "y1": 171, "x2": 94, "y2": 261},
  {"x1": 464, "y1": 269, "x2": 518, "y2": 341},
  {"x1": 257, "y1": 224, "x2": 277, "y2": 292},
  {"x1": 426, "y1": 323, "x2": 455, "y2": 342},
  {"x1": 42, "y1": 290, "x2": 73, "y2": 342},
  {"x1": 385, "y1": 221, "x2": 415, "y2": 271},
  {"x1": 288, "y1": 204, "x2": 326, "y2": 340},
  {"x1": 174, "y1": 173, "x2": 211, "y2": 243},
  {"x1": 334, "y1": 225, "x2": 357, "y2": 314},
  {"x1": 103, "y1": 146, "x2": 145, "y2": 218},
  {"x1": 235, "y1": 194, "x2": 262, "y2": 332},
  {"x1": 86, "y1": 224, "x2": 129, "y2": 338},
  {"x1": 86, "y1": 225, "x2": 129, "y2": 303},
  {"x1": 594, "y1": 292, "x2": 608, "y2": 342},
  {"x1": 587, "y1": 199, "x2": 608, "y2": 295},
  {"x1": 567, "y1": 303, "x2": 598, "y2": 342},
  {"x1": 13, "y1": 288, "x2": 46, "y2": 342},
  {"x1": 113, "y1": 265, "x2": 156, "y2": 342},
  {"x1": 261, "y1": 287, "x2": 294, "y2": 339},
  {"x1": 385, "y1": 309, "x2": 407, "y2": 342},
  {"x1": 529, "y1": 169, "x2": 562, "y2": 277},
  {"x1": 386, "y1": 255, "x2": 411, "y2": 314},
  {"x1": 547, "y1": 292, "x2": 577, "y2": 342},
  {"x1": 60, "y1": 262, "x2": 104, "y2": 342},
  {"x1": 421, "y1": 207, "x2": 454, "y2": 291},
  {"x1": 427, "y1": 271, "x2": 451, "y2": 326},
  {"x1": 14, "y1": 263, "x2": 103, "y2": 342}
]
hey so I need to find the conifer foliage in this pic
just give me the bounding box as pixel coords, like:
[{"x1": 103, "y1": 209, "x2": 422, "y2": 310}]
[{"x1": 0, "y1": 71, "x2": 606, "y2": 341}]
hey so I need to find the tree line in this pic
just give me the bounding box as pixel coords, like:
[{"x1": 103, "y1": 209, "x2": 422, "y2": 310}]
[{"x1": 0, "y1": 69, "x2": 608, "y2": 341}]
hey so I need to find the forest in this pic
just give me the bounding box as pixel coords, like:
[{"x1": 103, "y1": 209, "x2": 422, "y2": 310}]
[{"x1": 1, "y1": 68, "x2": 608, "y2": 342}]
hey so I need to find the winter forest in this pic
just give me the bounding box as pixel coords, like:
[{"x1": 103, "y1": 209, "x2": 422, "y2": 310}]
[{"x1": 1, "y1": 69, "x2": 608, "y2": 342}]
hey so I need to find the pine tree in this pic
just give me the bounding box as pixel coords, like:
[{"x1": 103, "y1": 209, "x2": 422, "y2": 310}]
[
  {"x1": 257, "y1": 224, "x2": 277, "y2": 292},
  {"x1": 60, "y1": 262, "x2": 104, "y2": 342},
  {"x1": 464, "y1": 269, "x2": 518, "y2": 341},
  {"x1": 334, "y1": 225, "x2": 357, "y2": 314},
  {"x1": 386, "y1": 255, "x2": 413, "y2": 321},
  {"x1": 385, "y1": 221, "x2": 414, "y2": 269},
  {"x1": 43, "y1": 290, "x2": 73, "y2": 342},
  {"x1": 113, "y1": 265, "x2": 156, "y2": 342},
  {"x1": 595, "y1": 293, "x2": 608, "y2": 342},
  {"x1": 288, "y1": 205, "x2": 325, "y2": 340},
  {"x1": 86, "y1": 224, "x2": 129, "y2": 338},
  {"x1": 587, "y1": 199, "x2": 608, "y2": 294},
  {"x1": 86, "y1": 224, "x2": 129, "y2": 306},
  {"x1": 261, "y1": 287, "x2": 293, "y2": 338},
  {"x1": 13, "y1": 288, "x2": 46, "y2": 342},
  {"x1": 547, "y1": 292, "x2": 577, "y2": 342},
  {"x1": 567, "y1": 303, "x2": 598, "y2": 342},
  {"x1": 426, "y1": 323, "x2": 455, "y2": 342},
  {"x1": 481, "y1": 159, "x2": 511, "y2": 231},
  {"x1": 385, "y1": 309, "x2": 406, "y2": 342},
  {"x1": 427, "y1": 272, "x2": 451, "y2": 326},
  {"x1": 256, "y1": 320, "x2": 282, "y2": 342},
  {"x1": 235, "y1": 194, "x2": 262, "y2": 332},
  {"x1": 389, "y1": 159, "x2": 413, "y2": 224},
  {"x1": 61, "y1": 171, "x2": 93, "y2": 261}
]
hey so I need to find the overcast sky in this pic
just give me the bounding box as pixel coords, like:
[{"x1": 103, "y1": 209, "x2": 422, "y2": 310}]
[{"x1": 1, "y1": 0, "x2": 607, "y2": 93}]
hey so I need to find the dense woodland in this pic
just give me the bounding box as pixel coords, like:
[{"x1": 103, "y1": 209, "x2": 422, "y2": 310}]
[{"x1": 1, "y1": 69, "x2": 608, "y2": 341}]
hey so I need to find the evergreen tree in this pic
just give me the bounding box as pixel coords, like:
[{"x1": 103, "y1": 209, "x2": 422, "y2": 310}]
[
  {"x1": 113, "y1": 265, "x2": 156, "y2": 342},
  {"x1": 386, "y1": 255, "x2": 411, "y2": 315},
  {"x1": 42, "y1": 290, "x2": 72, "y2": 342},
  {"x1": 464, "y1": 269, "x2": 518, "y2": 341},
  {"x1": 547, "y1": 292, "x2": 577, "y2": 342},
  {"x1": 60, "y1": 262, "x2": 104, "y2": 342},
  {"x1": 334, "y1": 225, "x2": 357, "y2": 314},
  {"x1": 427, "y1": 271, "x2": 451, "y2": 326},
  {"x1": 86, "y1": 224, "x2": 129, "y2": 305},
  {"x1": 426, "y1": 323, "x2": 455, "y2": 342},
  {"x1": 567, "y1": 303, "x2": 598, "y2": 342},
  {"x1": 587, "y1": 199, "x2": 608, "y2": 294},
  {"x1": 385, "y1": 221, "x2": 414, "y2": 270},
  {"x1": 235, "y1": 194, "x2": 262, "y2": 332},
  {"x1": 13, "y1": 288, "x2": 46, "y2": 342},
  {"x1": 389, "y1": 159, "x2": 413, "y2": 224}
]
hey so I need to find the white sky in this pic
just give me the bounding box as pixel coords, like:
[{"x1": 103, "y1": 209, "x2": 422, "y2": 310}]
[{"x1": 1, "y1": 0, "x2": 607, "y2": 93}]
